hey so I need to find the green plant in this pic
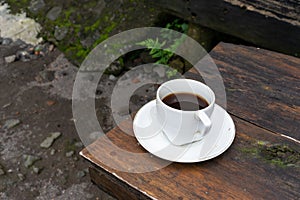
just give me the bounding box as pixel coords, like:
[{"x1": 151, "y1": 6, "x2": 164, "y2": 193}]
[
  {"x1": 165, "y1": 19, "x2": 188, "y2": 33},
  {"x1": 137, "y1": 38, "x2": 172, "y2": 65},
  {"x1": 137, "y1": 19, "x2": 188, "y2": 65}
]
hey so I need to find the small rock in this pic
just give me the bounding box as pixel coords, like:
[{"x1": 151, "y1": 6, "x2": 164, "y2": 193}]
[
  {"x1": 3, "y1": 119, "x2": 21, "y2": 129},
  {"x1": 29, "y1": 0, "x2": 46, "y2": 13},
  {"x1": 39, "y1": 51, "x2": 45, "y2": 57},
  {"x1": 76, "y1": 170, "x2": 86, "y2": 178},
  {"x1": 2, "y1": 103, "x2": 11, "y2": 108},
  {"x1": 109, "y1": 75, "x2": 116, "y2": 81},
  {"x1": 4, "y1": 55, "x2": 16, "y2": 63},
  {"x1": 56, "y1": 168, "x2": 63, "y2": 176},
  {"x1": 16, "y1": 51, "x2": 31, "y2": 62},
  {"x1": 39, "y1": 70, "x2": 55, "y2": 82},
  {"x1": 17, "y1": 173, "x2": 25, "y2": 181},
  {"x1": 2, "y1": 38, "x2": 13, "y2": 45},
  {"x1": 66, "y1": 151, "x2": 74, "y2": 157},
  {"x1": 74, "y1": 142, "x2": 83, "y2": 148},
  {"x1": 50, "y1": 149, "x2": 56, "y2": 155},
  {"x1": 7, "y1": 169, "x2": 13, "y2": 173},
  {"x1": 54, "y1": 26, "x2": 68, "y2": 41},
  {"x1": 153, "y1": 66, "x2": 166, "y2": 78},
  {"x1": 23, "y1": 155, "x2": 41, "y2": 168},
  {"x1": 46, "y1": 6, "x2": 62, "y2": 21},
  {"x1": 49, "y1": 44, "x2": 55, "y2": 52},
  {"x1": 32, "y1": 166, "x2": 42, "y2": 174},
  {"x1": 40, "y1": 132, "x2": 62, "y2": 148},
  {"x1": 0, "y1": 165, "x2": 5, "y2": 175}
]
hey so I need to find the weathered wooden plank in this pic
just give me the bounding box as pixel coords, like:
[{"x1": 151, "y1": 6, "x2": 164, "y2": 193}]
[
  {"x1": 226, "y1": 0, "x2": 300, "y2": 22},
  {"x1": 147, "y1": 0, "x2": 300, "y2": 56},
  {"x1": 80, "y1": 42, "x2": 300, "y2": 199},
  {"x1": 185, "y1": 42, "x2": 300, "y2": 140},
  {"x1": 89, "y1": 166, "x2": 151, "y2": 200},
  {"x1": 81, "y1": 116, "x2": 300, "y2": 200}
]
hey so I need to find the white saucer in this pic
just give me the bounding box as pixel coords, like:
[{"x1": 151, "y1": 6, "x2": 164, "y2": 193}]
[{"x1": 133, "y1": 100, "x2": 235, "y2": 163}]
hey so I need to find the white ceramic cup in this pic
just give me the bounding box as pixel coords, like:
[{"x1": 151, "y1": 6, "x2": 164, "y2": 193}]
[{"x1": 156, "y1": 79, "x2": 215, "y2": 146}]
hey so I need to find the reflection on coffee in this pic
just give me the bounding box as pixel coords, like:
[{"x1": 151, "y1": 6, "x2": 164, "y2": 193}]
[{"x1": 162, "y1": 92, "x2": 209, "y2": 111}]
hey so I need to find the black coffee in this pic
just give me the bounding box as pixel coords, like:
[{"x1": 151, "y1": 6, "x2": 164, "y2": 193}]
[{"x1": 162, "y1": 92, "x2": 209, "y2": 111}]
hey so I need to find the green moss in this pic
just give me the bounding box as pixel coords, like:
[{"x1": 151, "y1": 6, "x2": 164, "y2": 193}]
[
  {"x1": 240, "y1": 140, "x2": 300, "y2": 168},
  {"x1": 3, "y1": 0, "x2": 157, "y2": 65},
  {"x1": 55, "y1": 5, "x2": 120, "y2": 63},
  {"x1": 240, "y1": 147, "x2": 259, "y2": 156},
  {"x1": 64, "y1": 139, "x2": 79, "y2": 152},
  {"x1": 3, "y1": 0, "x2": 121, "y2": 64},
  {"x1": 61, "y1": 18, "x2": 117, "y2": 64}
]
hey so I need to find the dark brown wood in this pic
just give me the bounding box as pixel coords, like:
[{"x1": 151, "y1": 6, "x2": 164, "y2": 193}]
[
  {"x1": 185, "y1": 42, "x2": 300, "y2": 140},
  {"x1": 80, "y1": 42, "x2": 300, "y2": 199},
  {"x1": 81, "y1": 116, "x2": 300, "y2": 200},
  {"x1": 147, "y1": 0, "x2": 300, "y2": 57},
  {"x1": 226, "y1": 0, "x2": 300, "y2": 21},
  {"x1": 89, "y1": 166, "x2": 151, "y2": 200}
]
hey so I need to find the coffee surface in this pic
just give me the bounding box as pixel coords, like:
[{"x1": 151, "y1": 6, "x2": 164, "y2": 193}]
[{"x1": 162, "y1": 92, "x2": 209, "y2": 111}]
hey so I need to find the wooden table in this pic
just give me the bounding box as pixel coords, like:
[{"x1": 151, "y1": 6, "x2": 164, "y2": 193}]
[{"x1": 80, "y1": 42, "x2": 300, "y2": 199}]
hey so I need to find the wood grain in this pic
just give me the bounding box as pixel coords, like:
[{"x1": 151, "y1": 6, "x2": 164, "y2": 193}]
[
  {"x1": 147, "y1": 0, "x2": 300, "y2": 56},
  {"x1": 89, "y1": 166, "x2": 151, "y2": 200},
  {"x1": 185, "y1": 42, "x2": 300, "y2": 140},
  {"x1": 80, "y1": 43, "x2": 300, "y2": 199},
  {"x1": 81, "y1": 116, "x2": 300, "y2": 200},
  {"x1": 225, "y1": 0, "x2": 300, "y2": 22}
]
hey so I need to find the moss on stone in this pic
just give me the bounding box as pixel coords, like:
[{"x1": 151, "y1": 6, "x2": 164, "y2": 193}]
[
  {"x1": 2, "y1": 1, "x2": 115, "y2": 64},
  {"x1": 3, "y1": 0, "x2": 160, "y2": 65}
]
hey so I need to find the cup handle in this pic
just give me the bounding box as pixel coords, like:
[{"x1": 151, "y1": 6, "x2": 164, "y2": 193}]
[{"x1": 194, "y1": 111, "x2": 212, "y2": 139}]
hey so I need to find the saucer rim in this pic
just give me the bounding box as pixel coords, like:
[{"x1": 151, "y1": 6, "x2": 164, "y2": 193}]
[{"x1": 133, "y1": 100, "x2": 235, "y2": 163}]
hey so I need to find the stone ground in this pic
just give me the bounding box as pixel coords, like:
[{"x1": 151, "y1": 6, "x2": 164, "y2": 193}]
[
  {"x1": 0, "y1": 2, "x2": 194, "y2": 198},
  {"x1": 0, "y1": 1, "x2": 210, "y2": 199},
  {"x1": 0, "y1": 43, "x2": 118, "y2": 199},
  {"x1": 0, "y1": 35, "x2": 172, "y2": 199}
]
